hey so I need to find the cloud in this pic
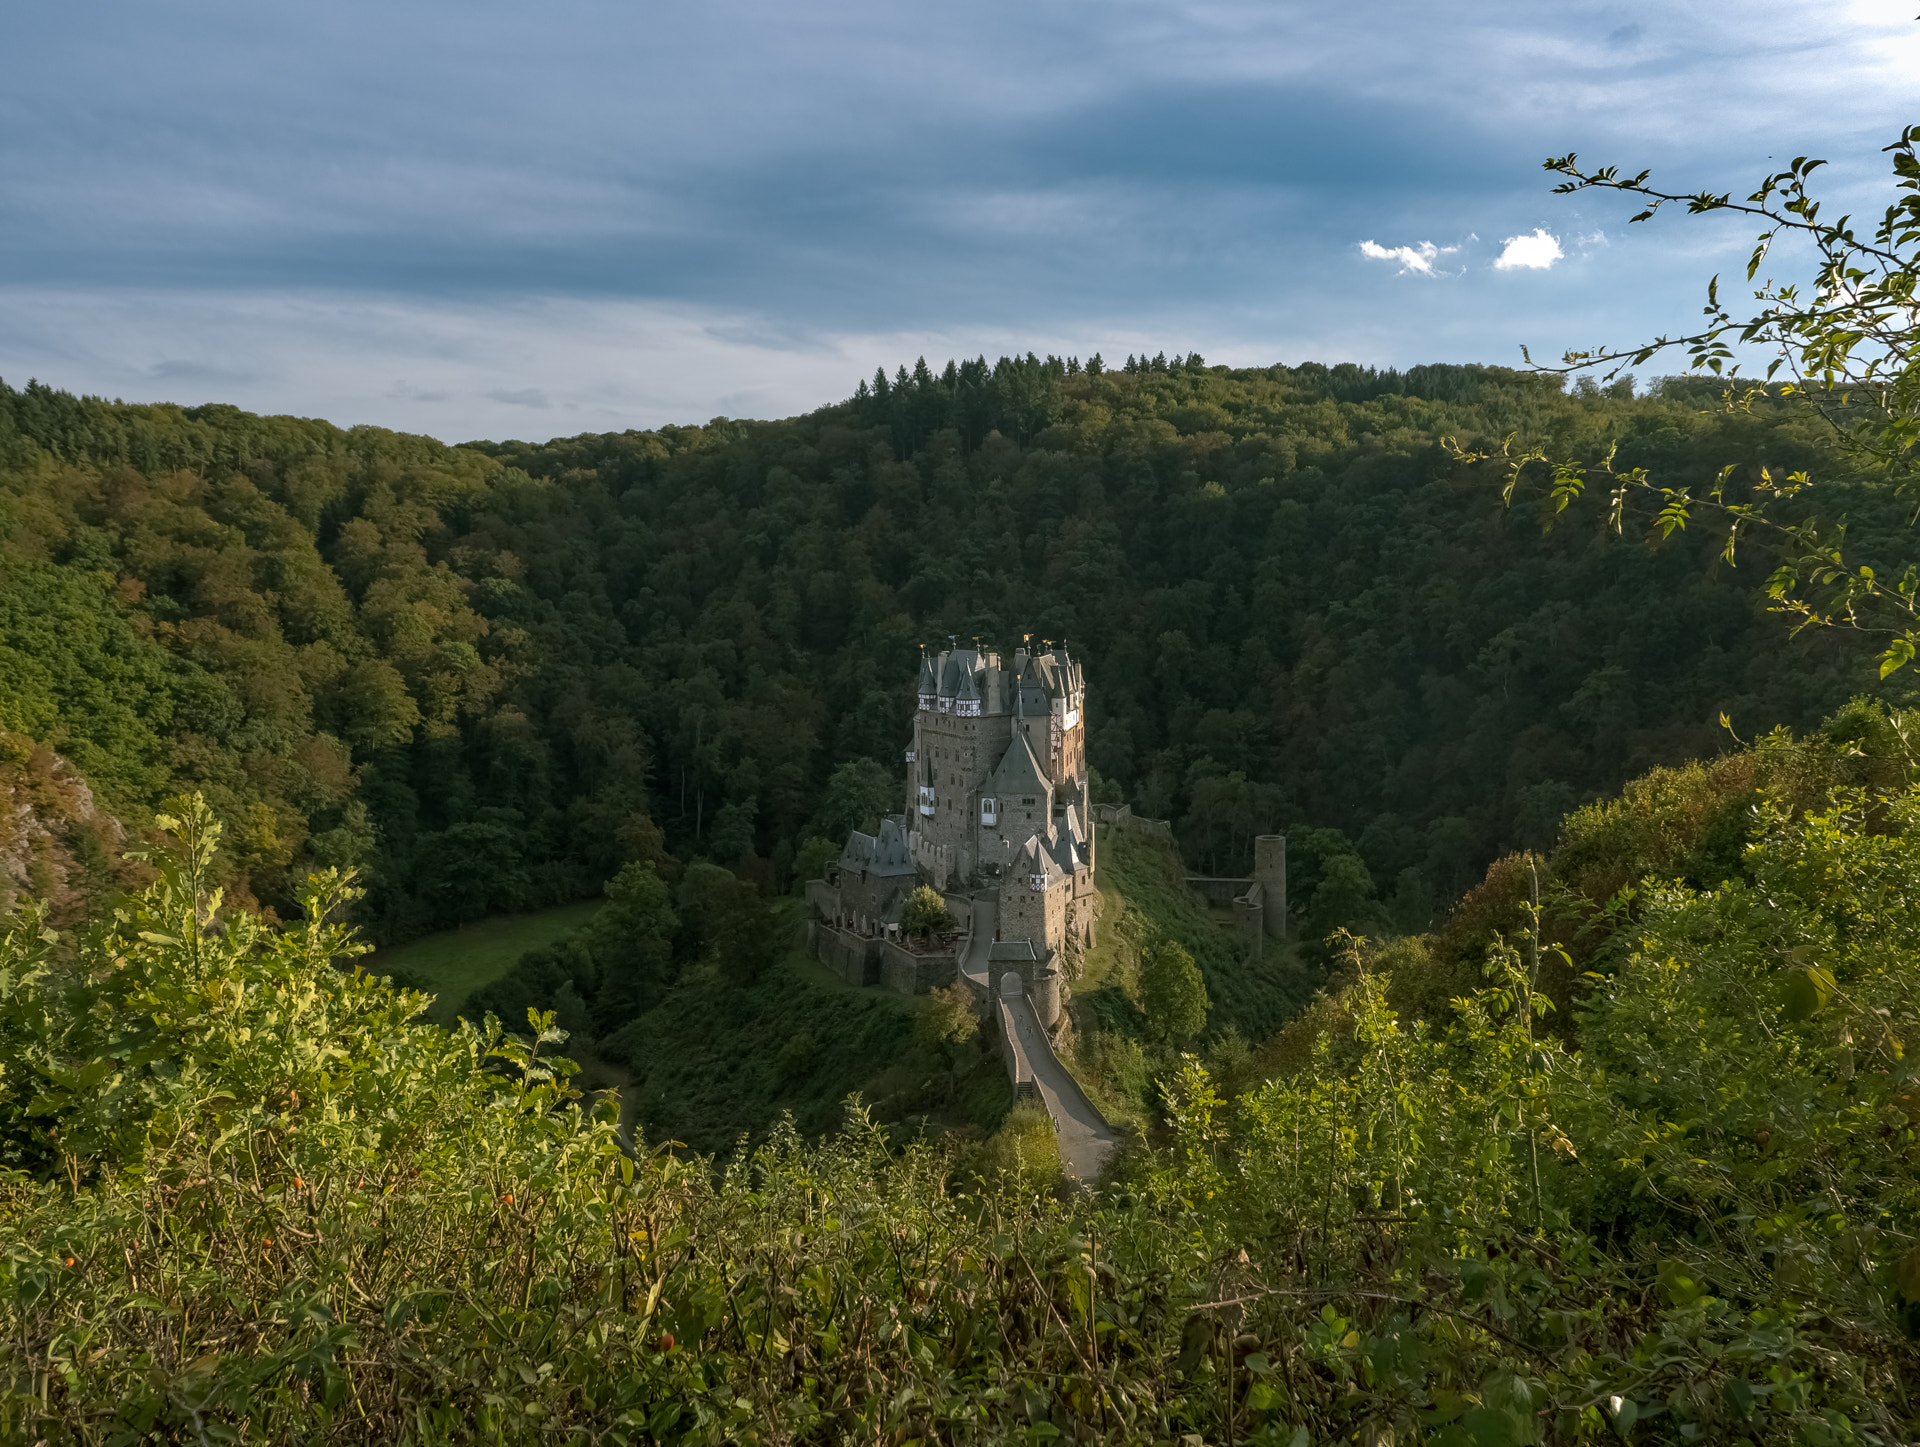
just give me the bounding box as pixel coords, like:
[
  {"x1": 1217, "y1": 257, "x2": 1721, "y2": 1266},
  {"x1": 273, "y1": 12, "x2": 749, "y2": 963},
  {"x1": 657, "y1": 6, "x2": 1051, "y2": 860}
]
[
  {"x1": 1494, "y1": 229, "x2": 1564, "y2": 271},
  {"x1": 486, "y1": 387, "x2": 552, "y2": 408},
  {"x1": 1358, "y1": 239, "x2": 1455, "y2": 276}
]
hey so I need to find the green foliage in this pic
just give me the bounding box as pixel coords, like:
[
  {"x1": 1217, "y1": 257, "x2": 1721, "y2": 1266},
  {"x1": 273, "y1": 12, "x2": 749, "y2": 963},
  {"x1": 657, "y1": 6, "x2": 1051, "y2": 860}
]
[
  {"x1": 808, "y1": 758, "x2": 896, "y2": 843},
  {"x1": 788, "y1": 834, "x2": 839, "y2": 893},
  {"x1": 584, "y1": 862, "x2": 679, "y2": 1031},
  {"x1": 1480, "y1": 125, "x2": 1920, "y2": 680},
  {"x1": 1, "y1": 357, "x2": 1890, "y2": 950},
  {"x1": 1139, "y1": 936, "x2": 1209, "y2": 1046},
  {"x1": 464, "y1": 857, "x2": 782, "y2": 1044},
  {"x1": 959, "y1": 1099, "x2": 1064, "y2": 1193},
  {"x1": 610, "y1": 929, "x2": 916, "y2": 1154},
  {"x1": 899, "y1": 883, "x2": 954, "y2": 939},
  {"x1": 912, "y1": 983, "x2": 979, "y2": 1097},
  {"x1": 5, "y1": 789, "x2": 1920, "y2": 1441},
  {"x1": 1093, "y1": 827, "x2": 1305, "y2": 1039}
]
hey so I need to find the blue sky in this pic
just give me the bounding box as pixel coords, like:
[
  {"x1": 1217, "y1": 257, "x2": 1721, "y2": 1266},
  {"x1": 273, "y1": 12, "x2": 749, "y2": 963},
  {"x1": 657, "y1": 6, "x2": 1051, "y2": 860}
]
[{"x1": 1, "y1": 1, "x2": 1913, "y2": 441}]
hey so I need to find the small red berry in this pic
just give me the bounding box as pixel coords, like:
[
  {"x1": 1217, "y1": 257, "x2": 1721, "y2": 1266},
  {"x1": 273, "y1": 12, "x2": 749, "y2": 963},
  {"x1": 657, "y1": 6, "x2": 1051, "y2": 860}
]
[{"x1": 658, "y1": 1333, "x2": 674, "y2": 1353}]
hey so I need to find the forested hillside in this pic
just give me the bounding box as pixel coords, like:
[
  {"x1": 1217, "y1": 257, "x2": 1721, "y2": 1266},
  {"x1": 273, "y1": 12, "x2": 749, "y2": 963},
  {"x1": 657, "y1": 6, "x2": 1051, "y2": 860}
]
[{"x1": 0, "y1": 361, "x2": 1891, "y2": 943}]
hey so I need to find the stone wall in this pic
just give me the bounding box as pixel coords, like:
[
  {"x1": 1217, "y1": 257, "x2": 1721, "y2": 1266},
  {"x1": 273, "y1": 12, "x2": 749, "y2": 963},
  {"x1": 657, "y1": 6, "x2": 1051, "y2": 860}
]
[
  {"x1": 1185, "y1": 874, "x2": 1248, "y2": 906},
  {"x1": 1182, "y1": 874, "x2": 1268, "y2": 958},
  {"x1": 880, "y1": 939, "x2": 959, "y2": 996},
  {"x1": 1091, "y1": 802, "x2": 1172, "y2": 840},
  {"x1": 941, "y1": 891, "x2": 973, "y2": 930},
  {"x1": 811, "y1": 923, "x2": 880, "y2": 986}
]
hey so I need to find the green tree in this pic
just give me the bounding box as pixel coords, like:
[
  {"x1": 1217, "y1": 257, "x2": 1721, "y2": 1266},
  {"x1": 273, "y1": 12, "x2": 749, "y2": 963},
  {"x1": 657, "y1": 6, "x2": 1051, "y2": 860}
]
[
  {"x1": 1139, "y1": 936, "x2": 1208, "y2": 1045},
  {"x1": 899, "y1": 884, "x2": 953, "y2": 940},
  {"x1": 809, "y1": 758, "x2": 896, "y2": 842},
  {"x1": 789, "y1": 835, "x2": 839, "y2": 893},
  {"x1": 584, "y1": 861, "x2": 679, "y2": 1032},
  {"x1": 1309, "y1": 852, "x2": 1378, "y2": 940},
  {"x1": 710, "y1": 881, "x2": 782, "y2": 985},
  {"x1": 912, "y1": 983, "x2": 979, "y2": 1098},
  {"x1": 706, "y1": 796, "x2": 757, "y2": 864}
]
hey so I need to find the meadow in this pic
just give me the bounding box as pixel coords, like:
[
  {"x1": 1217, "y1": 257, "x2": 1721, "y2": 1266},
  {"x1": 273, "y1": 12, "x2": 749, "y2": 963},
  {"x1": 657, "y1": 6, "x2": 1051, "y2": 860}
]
[{"x1": 363, "y1": 900, "x2": 603, "y2": 1026}]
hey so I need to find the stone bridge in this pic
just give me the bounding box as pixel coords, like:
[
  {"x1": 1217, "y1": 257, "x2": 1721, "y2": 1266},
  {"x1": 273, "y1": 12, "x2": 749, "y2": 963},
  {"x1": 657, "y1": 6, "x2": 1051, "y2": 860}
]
[{"x1": 960, "y1": 895, "x2": 1119, "y2": 1183}]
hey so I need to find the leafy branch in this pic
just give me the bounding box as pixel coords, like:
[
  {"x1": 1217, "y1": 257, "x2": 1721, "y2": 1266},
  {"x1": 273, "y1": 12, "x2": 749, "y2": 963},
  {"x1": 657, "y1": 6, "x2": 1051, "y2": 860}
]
[
  {"x1": 1446, "y1": 430, "x2": 1920, "y2": 676},
  {"x1": 1531, "y1": 126, "x2": 1920, "y2": 472},
  {"x1": 1464, "y1": 121, "x2": 1920, "y2": 676}
]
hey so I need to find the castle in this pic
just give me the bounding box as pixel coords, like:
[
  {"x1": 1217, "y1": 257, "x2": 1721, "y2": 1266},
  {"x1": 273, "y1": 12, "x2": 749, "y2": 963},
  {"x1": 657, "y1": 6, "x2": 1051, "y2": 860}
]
[{"x1": 807, "y1": 641, "x2": 1098, "y2": 1028}]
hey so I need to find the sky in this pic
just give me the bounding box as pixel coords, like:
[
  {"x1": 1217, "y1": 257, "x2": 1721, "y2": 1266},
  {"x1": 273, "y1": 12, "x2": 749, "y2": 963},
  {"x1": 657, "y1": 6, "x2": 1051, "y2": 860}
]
[{"x1": 1, "y1": 1, "x2": 1914, "y2": 443}]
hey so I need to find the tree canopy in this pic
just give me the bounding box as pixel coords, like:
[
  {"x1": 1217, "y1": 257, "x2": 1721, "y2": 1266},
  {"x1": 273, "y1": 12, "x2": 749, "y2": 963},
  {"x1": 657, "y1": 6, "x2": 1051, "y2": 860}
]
[{"x1": 0, "y1": 354, "x2": 1895, "y2": 950}]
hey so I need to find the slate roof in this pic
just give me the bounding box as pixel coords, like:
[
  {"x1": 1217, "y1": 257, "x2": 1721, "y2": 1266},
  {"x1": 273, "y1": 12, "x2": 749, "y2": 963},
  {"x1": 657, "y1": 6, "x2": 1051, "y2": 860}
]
[
  {"x1": 842, "y1": 816, "x2": 916, "y2": 876},
  {"x1": 1016, "y1": 835, "x2": 1064, "y2": 888},
  {"x1": 1050, "y1": 808, "x2": 1087, "y2": 872},
  {"x1": 990, "y1": 731, "x2": 1051, "y2": 801}
]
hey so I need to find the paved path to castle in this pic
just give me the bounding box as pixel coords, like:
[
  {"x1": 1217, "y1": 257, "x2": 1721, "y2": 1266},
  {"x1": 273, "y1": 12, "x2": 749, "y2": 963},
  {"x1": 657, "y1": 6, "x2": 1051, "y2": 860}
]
[
  {"x1": 967, "y1": 897, "x2": 1120, "y2": 1182},
  {"x1": 960, "y1": 897, "x2": 993, "y2": 992}
]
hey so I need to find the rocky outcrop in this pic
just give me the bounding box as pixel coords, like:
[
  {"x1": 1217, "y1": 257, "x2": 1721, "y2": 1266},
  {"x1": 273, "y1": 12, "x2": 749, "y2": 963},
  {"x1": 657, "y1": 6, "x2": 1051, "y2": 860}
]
[{"x1": 0, "y1": 731, "x2": 135, "y2": 928}]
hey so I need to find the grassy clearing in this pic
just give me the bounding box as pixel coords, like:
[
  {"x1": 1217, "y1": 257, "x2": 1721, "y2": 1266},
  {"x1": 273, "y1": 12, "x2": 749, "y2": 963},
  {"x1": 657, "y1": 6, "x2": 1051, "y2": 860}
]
[{"x1": 362, "y1": 900, "x2": 602, "y2": 1027}]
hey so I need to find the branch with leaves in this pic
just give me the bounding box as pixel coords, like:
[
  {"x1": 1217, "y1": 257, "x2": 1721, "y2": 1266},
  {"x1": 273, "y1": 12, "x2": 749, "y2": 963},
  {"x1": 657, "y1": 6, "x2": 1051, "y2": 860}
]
[
  {"x1": 1468, "y1": 122, "x2": 1920, "y2": 677},
  {"x1": 1530, "y1": 126, "x2": 1920, "y2": 472}
]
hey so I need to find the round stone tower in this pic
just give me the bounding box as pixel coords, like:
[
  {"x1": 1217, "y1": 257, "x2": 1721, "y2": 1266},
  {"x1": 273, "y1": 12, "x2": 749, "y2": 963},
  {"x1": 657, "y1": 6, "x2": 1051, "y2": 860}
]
[
  {"x1": 1034, "y1": 959, "x2": 1062, "y2": 1028},
  {"x1": 1254, "y1": 834, "x2": 1287, "y2": 939}
]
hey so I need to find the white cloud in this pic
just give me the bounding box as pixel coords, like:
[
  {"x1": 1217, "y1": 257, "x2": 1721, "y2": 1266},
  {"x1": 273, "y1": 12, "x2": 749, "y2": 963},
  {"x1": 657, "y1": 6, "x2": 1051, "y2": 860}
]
[
  {"x1": 1358, "y1": 239, "x2": 1454, "y2": 276},
  {"x1": 1494, "y1": 228, "x2": 1565, "y2": 271}
]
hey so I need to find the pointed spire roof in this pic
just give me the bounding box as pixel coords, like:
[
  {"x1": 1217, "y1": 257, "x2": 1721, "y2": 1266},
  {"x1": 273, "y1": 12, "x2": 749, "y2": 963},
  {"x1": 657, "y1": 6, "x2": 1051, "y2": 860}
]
[
  {"x1": 1016, "y1": 834, "x2": 1063, "y2": 887},
  {"x1": 991, "y1": 730, "x2": 1050, "y2": 799}
]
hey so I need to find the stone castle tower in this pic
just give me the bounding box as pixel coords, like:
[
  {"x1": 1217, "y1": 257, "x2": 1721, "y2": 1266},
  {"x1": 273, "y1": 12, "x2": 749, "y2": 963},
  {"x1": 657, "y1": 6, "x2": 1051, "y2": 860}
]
[
  {"x1": 905, "y1": 641, "x2": 1092, "y2": 892},
  {"x1": 807, "y1": 640, "x2": 1098, "y2": 1028}
]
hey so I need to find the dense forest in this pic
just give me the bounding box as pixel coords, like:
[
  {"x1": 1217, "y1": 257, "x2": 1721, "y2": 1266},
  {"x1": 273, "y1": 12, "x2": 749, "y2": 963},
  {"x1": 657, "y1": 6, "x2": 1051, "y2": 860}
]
[{"x1": 0, "y1": 359, "x2": 1893, "y2": 951}]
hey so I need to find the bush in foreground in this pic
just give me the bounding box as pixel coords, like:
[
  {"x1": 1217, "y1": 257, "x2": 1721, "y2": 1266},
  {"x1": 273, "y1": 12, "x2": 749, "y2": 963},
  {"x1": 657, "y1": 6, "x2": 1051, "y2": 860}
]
[{"x1": 2, "y1": 788, "x2": 1918, "y2": 1442}]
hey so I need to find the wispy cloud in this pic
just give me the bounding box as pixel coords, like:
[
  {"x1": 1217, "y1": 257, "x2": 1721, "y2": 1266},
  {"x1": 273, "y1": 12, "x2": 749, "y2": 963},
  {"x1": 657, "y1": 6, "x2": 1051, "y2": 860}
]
[
  {"x1": 486, "y1": 387, "x2": 552, "y2": 409},
  {"x1": 1359, "y1": 239, "x2": 1455, "y2": 276},
  {"x1": 1494, "y1": 229, "x2": 1564, "y2": 271}
]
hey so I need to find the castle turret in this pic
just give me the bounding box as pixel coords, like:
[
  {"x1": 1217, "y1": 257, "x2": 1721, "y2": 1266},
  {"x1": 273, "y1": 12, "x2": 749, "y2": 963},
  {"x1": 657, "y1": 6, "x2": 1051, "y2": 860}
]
[
  {"x1": 916, "y1": 648, "x2": 938, "y2": 711},
  {"x1": 1254, "y1": 834, "x2": 1287, "y2": 939}
]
